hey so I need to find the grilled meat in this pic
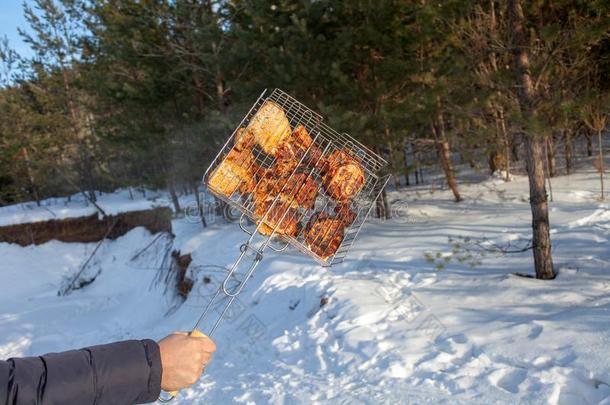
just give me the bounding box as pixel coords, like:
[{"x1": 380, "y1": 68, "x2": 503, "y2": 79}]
[
  {"x1": 304, "y1": 213, "x2": 345, "y2": 260},
  {"x1": 333, "y1": 203, "x2": 357, "y2": 226},
  {"x1": 274, "y1": 125, "x2": 315, "y2": 177},
  {"x1": 323, "y1": 150, "x2": 365, "y2": 202},
  {"x1": 208, "y1": 147, "x2": 257, "y2": 197},
  {"x1": 254, "y1": 199, "x2": 301, "y2": 237},
  {"x1": 253, "y1": 172, "x2": 318, "y2": 211},
  {"x1": 282, "y1": 173, "x2": 318, "y2": 210},
  {"x1": 248, "y1": 101, "x2": 292, "y2": 156},
  {"x1": 234, "y1": 127, "x2": 256, "y2": 152}
]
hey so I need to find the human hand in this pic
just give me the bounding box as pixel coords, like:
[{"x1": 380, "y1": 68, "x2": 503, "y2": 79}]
[{"x1": 158, "y1": 331, "x2": 216, "y2": 392}]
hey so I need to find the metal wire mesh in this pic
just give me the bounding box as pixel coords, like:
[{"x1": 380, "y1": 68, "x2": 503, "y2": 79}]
[{"x1": 203, "y1": 89, "x2": 389, "y2": 266}]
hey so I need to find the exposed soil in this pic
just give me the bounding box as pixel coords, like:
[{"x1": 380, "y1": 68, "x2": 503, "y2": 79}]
[
  {"x1": 172, "y1": 250, "x2": 194, "y2": 298},
  {"x1": 0, "y1": 207, "x2": 172, "y2": 246}
]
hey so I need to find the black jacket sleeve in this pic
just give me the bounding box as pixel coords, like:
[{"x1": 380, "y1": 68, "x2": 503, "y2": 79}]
[{"x1": 0, "y1": 339, "x2": 162, "y2": 405}]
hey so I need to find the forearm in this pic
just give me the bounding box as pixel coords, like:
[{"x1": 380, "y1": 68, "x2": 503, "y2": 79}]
[{"x1": 0, "y1": 339, "x2": 162, "y2": 405}]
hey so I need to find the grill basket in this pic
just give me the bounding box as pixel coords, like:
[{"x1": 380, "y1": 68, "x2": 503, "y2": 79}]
[{"x1": 203, "y1": 88, "x2": 389, "y2": 266}]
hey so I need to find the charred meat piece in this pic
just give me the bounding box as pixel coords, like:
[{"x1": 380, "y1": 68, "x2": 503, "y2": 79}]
[
  {"x1": 281, "y1": 173, "x2": 318, "y2": 210},
  {"x1": 333, "y1": 203, "x2": 357, "y2": 226},
  {"x1": 290, "y1": 126, "x2": 326, "y2": 170},
  {"x1": 323, "y1": 150, "x2": 365, "y2": 202},
  {"x1": 292, "y1": 125, "x2": 313, "y2": 150},
  {"x1": 305, "y1": 145, "x2": 325, "y2": 170},
  {"x1": 234, "y1": 127, "x2": 256, "y2": 152},
  {"x1": 273, "y1": 125, "x2": 315, "y2": 177},
  {"x1": 273, "y1": 155, "x2": 299, "y2": 178},
  {"x1": 252, "y1": 176, "x2": 280, "y2": 204},
  {"x1": 253, "y1": 172, "x2": 318, "y2": 210},
  {"x1": 304, "y1": 214, "x2": 346, "y2": 260},
  {"x1": 272, "y1": 125, "x2": 328, "y2": 179},
  {"x1": 254, "y1": 199, "x2": 301, "y2": 237}
]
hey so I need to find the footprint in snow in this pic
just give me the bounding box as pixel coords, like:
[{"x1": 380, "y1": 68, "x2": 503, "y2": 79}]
[
  {"x1": 488, "y1": 367, "x2": 527, "y2": 394},
  {"x1": 527, "y1": 323, "x2": 544, "y2": 339}
]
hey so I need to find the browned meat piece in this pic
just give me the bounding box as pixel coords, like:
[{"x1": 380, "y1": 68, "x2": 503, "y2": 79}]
[
  {"x1": 273, "y1": 125, "x2": 315, "y2": 177},
  {"x1": 273, "y1": 155, "x2": 299, "y2": 178},
  {"x1": 252, "y1": 176, "x2": 279, "y2": 205},
  {"x1": 334, "y1": 204, "x2": 357, "y2": 226},
  {"x1": 253, "y1": 171, "x2": 318, "y2": 211},
  {"x1": 304, "y1": 215, "x2": 346, "y2": 260},
  {"x1": 254, "y1": 199, "x2": 301, "y2": 237},
  {"x1": 292, "y1": 125, "x2": 313, "y2": 150},
  {"x1": 305, "y1": 145, "x2": 325, "y2": 170},
  {"x1": 248, "y1": 101, "x2": 292, "y2": 156},
  {"x1": 281, "y1": 173, "x2": 318, "y2": 210},
  {"x1": 234, "y1": 127, "x2": 256, "y2": 152},
  {"x1": 323, "y1": 150, "x2": 365, "y2": 202},
  {"x1": 208, "y1": 147, "x2": 256, "y2": 197}
]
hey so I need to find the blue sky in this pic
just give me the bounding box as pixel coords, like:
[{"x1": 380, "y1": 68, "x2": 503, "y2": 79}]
[{"x1": 1, "y1": 0, "x2": 33, "y2": 58}]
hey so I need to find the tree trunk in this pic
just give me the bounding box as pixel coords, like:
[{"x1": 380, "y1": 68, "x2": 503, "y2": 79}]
[
  {"x1": 412, "y1": 143, "x2": 421, "y2": 185},
  {"x1": 546, "y1": 134, "x2": 557, "y2": 177},
  {"x1": 403, "y1": 142, "x2": 410, "y2": 186},
  {"x1": 192, "y1": 74, "x2": 205, "y2": 114},
  {"x1": 508, "y1": 0, "x2": 554, "y2": 280},
  {"x1": 387, "y1": 141, "x2": 401, "y2": 189},
  {"x1": 544, "y1": 139, "x2": 554, "y2": 202},
  {"x1": 374, "y1": 147, "x2": 391, "y2": 220},
  {"x1": 498, "y1": 107, "x2": 511, "y2": 181},
  {"x1": 58, "y1": 46, "x2": 98, "y2": 204},
  {"x1": 511, "y1": 140, "x2": 520, "y2": 162},
  {"x1": 212, "y1": 42, "x2": 227, "y2": 115},
  {"x1": 21, "y1": 147, "x2": 40, "y2": 206},
  {"x1": 193, "y1": 182, "x2": 207, "y2": 228},
  {"x1": 586, "y1": 132, "x2": 593, "y2": 157},
  {"x1": 564, "y1": 130, "x2": 573, "y2": 174},
  {"x1": 383, "y1": 187, "x2": 390, "y2": 219},
  {"x1": 598, "y1": 129, "x2": 605, "y2": 201},
  {"x1": 375, "y1": 186, "x2": 390, "y2": 220},
  {"x1": 168, "y1": 180, "x2": 182, "y2": 214},
  {"x1": 431, "y1": 113, "x2": 462, "y2": 202},
  {"x1": 489, "y1": 150, "x2": 501, "y2": 175},
  {"x1": 78, "y1": 142, "x2": 97, "y2": 203},
  {"x1": 526, "y1": 135, "x2": 555, "y2": 279}
]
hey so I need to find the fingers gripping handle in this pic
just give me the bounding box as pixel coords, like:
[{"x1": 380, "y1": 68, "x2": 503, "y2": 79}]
[{"x1": 158, "y1": 329, "x2": 208, "y2": 403}]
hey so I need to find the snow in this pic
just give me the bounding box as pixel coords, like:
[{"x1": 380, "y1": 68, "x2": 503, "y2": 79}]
[
  {"x1": 0, "y1": 189, "x2": 170, "y2": 226},
  {"x1": 1, "y1": 170, "x2": 610, "y2": 404}
]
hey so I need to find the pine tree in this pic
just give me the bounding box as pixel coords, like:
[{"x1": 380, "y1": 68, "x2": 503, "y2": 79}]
[
  {"x1": 19, "y1": 0, "x2": 101, "y2": 202},
  {"x1": 507, "y1": 0, "x2": 555, "y2": 279}
]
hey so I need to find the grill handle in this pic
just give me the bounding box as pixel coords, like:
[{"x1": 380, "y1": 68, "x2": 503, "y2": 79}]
[
  {"x1": 158, "y1": 329, "x2": 208, "y2": 402},
  {"x1": 239, "y1": 213, "x2": 289, "y2": 252},
  {"x1": 158, "y1": 244, "x2": 264, "y2": 403},
  {"x1": 221, "y1": 242, "x2": 262, "y2": 297}
]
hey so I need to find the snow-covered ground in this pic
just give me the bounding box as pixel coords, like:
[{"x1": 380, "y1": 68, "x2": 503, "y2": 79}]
[{"x1": 1, "y1": 170, "x2": 609, "y2": 404}]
